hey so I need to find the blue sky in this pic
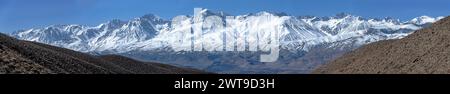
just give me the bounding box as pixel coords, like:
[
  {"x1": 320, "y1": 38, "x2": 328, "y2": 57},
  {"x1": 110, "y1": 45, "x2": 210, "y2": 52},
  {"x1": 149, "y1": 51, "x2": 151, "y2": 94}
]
[{"x1": 0, "y1": 0, "x2": 449, "y2": 33}]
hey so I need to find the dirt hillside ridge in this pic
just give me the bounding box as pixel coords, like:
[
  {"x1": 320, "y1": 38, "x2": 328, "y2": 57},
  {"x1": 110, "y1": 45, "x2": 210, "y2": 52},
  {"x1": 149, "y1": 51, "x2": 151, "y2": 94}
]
[
  {"x1": 314, "y1": 16, "x2": 450, "y2": 74},
  {"x1": 0, "y1": 33, "x2": 208, "y2": 74}
]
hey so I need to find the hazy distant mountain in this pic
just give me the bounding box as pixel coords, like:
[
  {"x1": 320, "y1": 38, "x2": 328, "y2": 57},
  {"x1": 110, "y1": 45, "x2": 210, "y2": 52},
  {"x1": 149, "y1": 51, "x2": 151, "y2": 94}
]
[
  {"x1": 314, "y1": 16, "x2": 450, "y2": 74},
  {"x1": 10, "y1": 8, "x2": 443, "y2": 73},
  {"x1": 0, "y1": 33, "x2": 205, "y2": 74}
]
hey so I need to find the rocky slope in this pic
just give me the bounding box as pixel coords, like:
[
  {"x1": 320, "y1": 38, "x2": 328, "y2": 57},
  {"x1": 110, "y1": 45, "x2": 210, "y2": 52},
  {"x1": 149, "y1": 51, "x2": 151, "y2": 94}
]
[
  {"x1": 314, "y1": 16, "x2": 450, "y2": 74},
  {"x1": 0, "y1": 33, "x2": 206, "y2": 74}
]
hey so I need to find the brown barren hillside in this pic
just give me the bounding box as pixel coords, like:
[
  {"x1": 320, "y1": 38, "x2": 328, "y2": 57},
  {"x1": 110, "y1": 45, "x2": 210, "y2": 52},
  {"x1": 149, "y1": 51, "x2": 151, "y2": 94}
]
[
  {"x1": 0, "y1": 33, "x2": 207, "y2": 74},
  {"x1": 314, "y1": 16, "x2": 450, "y2": 74}
]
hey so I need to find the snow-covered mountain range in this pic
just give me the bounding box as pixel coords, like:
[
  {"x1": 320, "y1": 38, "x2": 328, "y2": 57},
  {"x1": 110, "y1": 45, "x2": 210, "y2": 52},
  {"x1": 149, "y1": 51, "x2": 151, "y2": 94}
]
[{"x1": 11, "y1": 8, "x2": 444, "y2": 73}]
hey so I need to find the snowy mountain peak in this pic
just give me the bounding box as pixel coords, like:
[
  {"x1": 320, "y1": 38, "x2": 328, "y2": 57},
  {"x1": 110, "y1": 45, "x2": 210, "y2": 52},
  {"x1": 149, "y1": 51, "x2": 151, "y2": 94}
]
[
  {"x1": 334, "y1": 12, "x2": 352, "y2": 18},
  {"x1": 107, "y1": 19, "x2": 125, "y2": 24},
  {"x1": 409, "y1": 15, "x2": 442, "y2": 25},
  {"x1": 11, "y1": 9, "x2": 443, "y2": 53},
  {"x1": 253, "y1": 11, "x2": 288, "y2": 17},
  {"x1": 99, "y1": 19, "x2": 126, "y2": 29},
  {"x1": 371, "y1": 17, "x2": 401, "y2": 24},
  {"x1": 140, "y1": 14, "x2": 162, "y2": 20},
  {"x1": 193, "y1": 8, "x2": 229, "y2": 17}
]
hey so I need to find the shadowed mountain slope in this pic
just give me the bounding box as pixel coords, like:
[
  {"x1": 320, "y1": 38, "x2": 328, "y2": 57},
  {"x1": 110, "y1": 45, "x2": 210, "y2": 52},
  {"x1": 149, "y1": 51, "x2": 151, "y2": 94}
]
[
  {"x1": 314, "y1": 16, "x2": 450, "y2": 74},
  {"x1": 0, "y1": 33, "x2": 207, "y2": 74}
]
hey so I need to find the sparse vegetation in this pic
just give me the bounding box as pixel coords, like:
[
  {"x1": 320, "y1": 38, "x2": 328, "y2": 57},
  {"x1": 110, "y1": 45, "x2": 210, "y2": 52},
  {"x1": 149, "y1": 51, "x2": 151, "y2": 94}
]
[
  {"x1": 314, "y1": 16, "x2": 450, "y2": 74},
  {"x1": 0, "y1": 34, "x2": 208, "y2": 74}
]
